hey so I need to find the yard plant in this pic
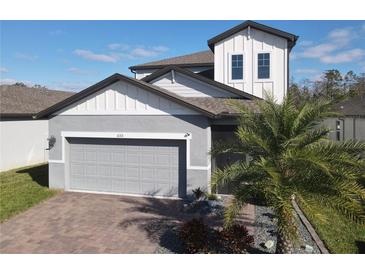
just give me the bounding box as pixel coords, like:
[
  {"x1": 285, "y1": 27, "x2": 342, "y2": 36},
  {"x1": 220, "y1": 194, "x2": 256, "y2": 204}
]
[{"x1": 211, "y1": 95, "x2": 365, "y2": 253}]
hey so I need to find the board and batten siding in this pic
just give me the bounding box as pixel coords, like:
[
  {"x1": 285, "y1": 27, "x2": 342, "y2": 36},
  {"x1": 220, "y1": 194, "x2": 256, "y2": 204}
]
[
  {"x1": 214, "y1": 28, "x2": 288, "y2": 103},
  {"x1": 150, "y1": 71, "x2": 238, "y2": 98},
  {"x1": 55, "y1": 80, "x2": 198, "y2": 116}
]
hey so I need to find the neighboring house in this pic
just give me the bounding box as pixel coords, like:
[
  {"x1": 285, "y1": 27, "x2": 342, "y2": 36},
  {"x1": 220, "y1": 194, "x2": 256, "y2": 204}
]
[
  {"x1": 0, "y1": 85, "x2": 72, "y2": 171},
  {"x1": 34, "y1": 20, "x2": 298, "y2": 198},
  {"x1": 323, "y1": 94, "x2": 365, "y2": 141}
]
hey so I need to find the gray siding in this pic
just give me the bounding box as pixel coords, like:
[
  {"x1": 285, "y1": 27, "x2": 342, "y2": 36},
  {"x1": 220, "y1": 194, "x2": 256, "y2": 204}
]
[
  {"x1": 48, "y1": 115, "x2": 211, "y2": 196},
  {"x1": 323, "y1": 117, "x2": 365, "y2": 141}
]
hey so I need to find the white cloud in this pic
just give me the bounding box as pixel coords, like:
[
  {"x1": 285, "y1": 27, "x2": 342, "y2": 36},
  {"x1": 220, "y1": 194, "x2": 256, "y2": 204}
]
[
  {"x1": 15, "y1": 52, "x2": 38, "y2": 61},
  {"x1": 320, "y1": 48, "x2": 365, "y2": 64},
  {"x1": 298, "y1": 40, "x2": 314, "y2": 47},
  {"x1": 129, "y1": 46, "x2": 169, "y2": 58},
  {"x1": 295, "y1": 25, "x2": 364, "y2": 65},
  {"x1": 107, "y1": 43, "x2": 129, "y2": 50},
  {"x1": 67, "y1": 67, "x2": 94, "y2": 75},
  {"x1": 327, "y1": 28, "x2": 353, "y2": 46},
  {"x1": 0, "y1": 67, "x2": 8, "y2": 73},
  {"x1": 49, "y1": 81, "x2": 90, "y2": 92},
  {"x1": 0, "y1": 78, "x2": 33, "y2": 86},
  {"x1": 295, "y1": 68, "x2": 319, "y2": 74},
  {"x1": 301, "y1": 43, "x2": 338, "y2": 58},
  {"x1": 74, "y1": 44, "x2": 169, "y2": 63},
  {"x1": 74, "y1": 49, "x2": 119, "y2": 63}
]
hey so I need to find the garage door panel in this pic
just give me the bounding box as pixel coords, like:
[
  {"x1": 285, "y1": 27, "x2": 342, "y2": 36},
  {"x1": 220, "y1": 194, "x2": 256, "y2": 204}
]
[{"x1": 68, "y1": 137, "x2": 185, "y2": 197}]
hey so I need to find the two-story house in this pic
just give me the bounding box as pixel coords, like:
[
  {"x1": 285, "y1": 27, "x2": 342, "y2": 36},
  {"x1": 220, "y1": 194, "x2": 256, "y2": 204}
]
[{"x1": 36, "y1": 21, "x2": 298, "y2": 198}]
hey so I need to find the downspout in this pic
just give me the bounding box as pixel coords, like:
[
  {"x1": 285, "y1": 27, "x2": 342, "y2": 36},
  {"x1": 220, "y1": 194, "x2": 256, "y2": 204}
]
[
  {"x1": 171, "y1": 69, "x2": 175, "y2": 84},
  {"x1": 339, "y1": 118, "x2": 345, "y2": 141}
]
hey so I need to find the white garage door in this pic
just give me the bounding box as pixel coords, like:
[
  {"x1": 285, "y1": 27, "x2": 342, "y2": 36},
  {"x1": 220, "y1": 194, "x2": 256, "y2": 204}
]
[{"x1": 68, "y1": 138, "x2": 186, "y2": 197}]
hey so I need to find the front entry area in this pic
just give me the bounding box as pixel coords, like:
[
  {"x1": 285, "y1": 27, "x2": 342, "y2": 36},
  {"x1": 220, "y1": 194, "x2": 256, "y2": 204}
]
[{"x1": 67, "y1": 138, "x2": 186, "y2": 198}]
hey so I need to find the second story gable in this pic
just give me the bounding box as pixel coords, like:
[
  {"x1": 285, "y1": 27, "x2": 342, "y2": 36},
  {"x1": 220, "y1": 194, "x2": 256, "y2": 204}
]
[
  {"x1": 129, "y1": 21, "x2": 298, "y2": 103},
  {"x1": 208, "y1": 21, "x2": 298, "y2": 103}
]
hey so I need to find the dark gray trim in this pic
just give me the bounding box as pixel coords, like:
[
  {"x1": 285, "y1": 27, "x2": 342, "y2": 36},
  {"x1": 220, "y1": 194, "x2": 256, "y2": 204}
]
[
  {"x1": 207, "y1": 20, "x2": 299, "y2": 52},
  {"x1": 141, "y1": 65, "x2": 261, "y2": 100},
  {"x1": 34, "y1": 73, "x2": 218, "y2": 119},
  {"x1": 129, "y1": 62, "x2": 214, "y2": 71},
  {"x1": 0, "y1": 113, "x2": 34, "y2": 119}
]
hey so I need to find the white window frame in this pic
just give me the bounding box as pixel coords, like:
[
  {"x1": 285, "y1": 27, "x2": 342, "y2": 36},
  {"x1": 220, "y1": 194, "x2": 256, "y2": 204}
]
[
  {"x1": 254, "y1": 50, "x2": 273, "y2": 82},
  {"x1": 228, "y1": 52, "x2": 245, "y2": 84}
]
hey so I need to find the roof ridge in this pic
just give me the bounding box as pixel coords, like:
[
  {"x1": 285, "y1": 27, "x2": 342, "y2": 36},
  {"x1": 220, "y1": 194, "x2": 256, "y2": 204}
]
[{"x1": 129, "y1": 50, "x2": 214, "y2": 70}]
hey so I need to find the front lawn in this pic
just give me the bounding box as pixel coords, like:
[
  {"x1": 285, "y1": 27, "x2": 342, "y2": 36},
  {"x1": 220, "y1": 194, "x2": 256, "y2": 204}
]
[
  {"x1": 0, "y1": 164, "x2": 58, "y2": 222},
  {"x1": 301, "y1": 200, "x2": 365, "y2": 254}
]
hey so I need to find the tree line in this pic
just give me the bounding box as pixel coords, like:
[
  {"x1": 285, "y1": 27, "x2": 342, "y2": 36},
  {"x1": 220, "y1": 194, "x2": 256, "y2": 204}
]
[{"x1": 289, "y1": 69, "x2": 365, "y2": 104}]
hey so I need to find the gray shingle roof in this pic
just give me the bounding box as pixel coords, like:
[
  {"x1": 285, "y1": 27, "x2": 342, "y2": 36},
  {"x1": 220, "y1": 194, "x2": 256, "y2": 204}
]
[
  {"x1": 129, "y1": 50, "x2": 214, "y2": 70},
  {"x1": 184, "y1": 97, "x2": 259, "y2": 116},
  {"x1": 0, "y1": 85, "x2": 73, "y2": 117},
  {"x1": 334, "y1": 94, "x2": 365, "y2": 117}
]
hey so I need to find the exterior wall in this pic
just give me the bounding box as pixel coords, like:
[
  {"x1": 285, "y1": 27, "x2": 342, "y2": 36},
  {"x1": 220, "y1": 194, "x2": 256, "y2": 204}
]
[
  {"x1": 0, "y1": 120, "x2": 48, "y2": 171},
  {"x1": 214, "y1": 28, "x2": 288, "y2": 103},
  {"x1": 134, "y1": 66, "x2": 212, "y2": 80},
  {"x1": 324, "y1": 117, "x2": 365, "y2": 141},
  {"x1": 150, "y1": 71, "x2": 237, "y2": 98},
  {"x1": 56, "y1": 80, "x2": 198, "y2": 116},
  {"x1": 48, "y1": 115, "x2": 211, "y2": 195}
]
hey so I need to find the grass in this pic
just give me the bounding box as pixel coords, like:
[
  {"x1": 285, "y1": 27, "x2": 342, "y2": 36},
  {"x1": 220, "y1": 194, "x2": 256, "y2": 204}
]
[
  {"x1": 0, "y1": 164, "x2": 58, "y2": 222},
  {"x1": 301, "y1": 199, "x2": 365, "y2": 254}
]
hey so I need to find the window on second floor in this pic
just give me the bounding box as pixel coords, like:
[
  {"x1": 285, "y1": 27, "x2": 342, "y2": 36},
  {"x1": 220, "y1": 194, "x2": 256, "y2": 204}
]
[
  {"x1": 231, "y1": 54, "x2": 243, "y2": 80},
  {"x1": 258, "y1": 53, "x2": 270, "y2": 79}
]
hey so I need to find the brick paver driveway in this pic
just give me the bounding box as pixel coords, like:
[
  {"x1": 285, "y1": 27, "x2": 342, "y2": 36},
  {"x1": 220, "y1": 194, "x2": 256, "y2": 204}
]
[{"x1": 0, "y1": 192, "x2": 187, "y2": 253}]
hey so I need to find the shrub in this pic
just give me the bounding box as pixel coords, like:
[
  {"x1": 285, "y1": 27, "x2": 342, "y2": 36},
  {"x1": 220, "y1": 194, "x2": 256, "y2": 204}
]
[
  {"x1": 179, "y1": 218, "x2": 209, "y2": 253},
  {"x1": 218, "y1": 224, "x2": 254, "y2": 253},
  {"x1": 192, "y1": 187, "x2": 205, "y2": 200},
  {"x1": 179, "y1": 219, "x2": 254, "y2": 253},
  {"x1": 205, "y1": 192, "x2": 218, "y2": 201}
]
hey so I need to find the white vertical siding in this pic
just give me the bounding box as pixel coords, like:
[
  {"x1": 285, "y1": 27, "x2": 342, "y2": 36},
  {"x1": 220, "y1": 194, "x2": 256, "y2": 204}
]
[
  {"x1": 151, "y1": 71, "x2": 237, "y2": 98},
  {"x1": 214, "y1": 28, "x2": 288, "y2": 103},
  {"x1": 55, "y1": 80, "x2": 198, "y2": 116}
]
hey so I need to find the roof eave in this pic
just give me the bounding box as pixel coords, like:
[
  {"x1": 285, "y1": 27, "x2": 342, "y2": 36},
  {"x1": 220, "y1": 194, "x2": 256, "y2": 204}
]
[
  {"x1": 207, "y1": 20, "x2": 299, "y2": 52},
  {"x1": 129, "y1": 62, "x2": 214, "y2": 71}
]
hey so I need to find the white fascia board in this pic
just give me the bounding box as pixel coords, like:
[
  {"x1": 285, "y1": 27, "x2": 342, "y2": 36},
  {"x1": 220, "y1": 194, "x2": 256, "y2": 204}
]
[{"x1": 61, "y1": 131, "x2": 192, "y2": 140}]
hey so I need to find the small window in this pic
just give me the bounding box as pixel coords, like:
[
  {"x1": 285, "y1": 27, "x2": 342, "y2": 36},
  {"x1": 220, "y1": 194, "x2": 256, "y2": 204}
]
[
  {"x1": 258, "y1": 53, "x2": 270, "y2": 79},
  {"x1": 231, "y1": 54, "x2": 243, "y2": 80},
  {"x1": 336, "y1": 120, "x2": 341, "y2": 141}
]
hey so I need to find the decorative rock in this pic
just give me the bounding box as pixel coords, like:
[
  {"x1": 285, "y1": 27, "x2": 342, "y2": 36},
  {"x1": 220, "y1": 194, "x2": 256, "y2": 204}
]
[
  {"x1": 304, "y1": 244, "x2": 314, "y2": 253},
  {"x1": 264, "y1": 240, "x2": 274, "y2": 249}
]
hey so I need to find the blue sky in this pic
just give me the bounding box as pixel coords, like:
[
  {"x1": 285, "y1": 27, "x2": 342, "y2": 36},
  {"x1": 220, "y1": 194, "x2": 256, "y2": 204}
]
[{"x1": 1, "y1": 20, "x2": 365, "y2": 91}]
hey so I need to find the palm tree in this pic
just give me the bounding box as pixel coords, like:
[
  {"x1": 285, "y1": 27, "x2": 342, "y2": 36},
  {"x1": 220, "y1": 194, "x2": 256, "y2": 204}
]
[{"x1": 211, "y1": 95, "x2": 365, "y2": 253}]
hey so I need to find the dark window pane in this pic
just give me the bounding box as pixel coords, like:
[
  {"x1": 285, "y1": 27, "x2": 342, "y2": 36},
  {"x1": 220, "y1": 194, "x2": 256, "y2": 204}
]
[
  {"x1": 232, "y1": 67, "x2": 243, "y2": 80},
  {"x1": 258, "y1": 67, "x2": 270, "y2": 79},
  {"x1": 231, "y1": 54, "x2": 243, "y2": 80},
  {"x1": 258, "y1": 53, "x2": 270, "y2": 79}
]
